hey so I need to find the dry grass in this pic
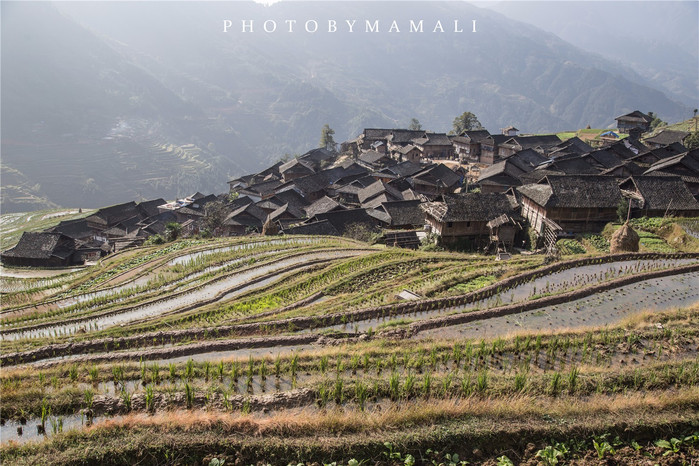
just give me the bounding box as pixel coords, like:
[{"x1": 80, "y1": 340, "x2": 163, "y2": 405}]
[{"x1": 82, "y1": 386, "x2": 699, "y2": 438}]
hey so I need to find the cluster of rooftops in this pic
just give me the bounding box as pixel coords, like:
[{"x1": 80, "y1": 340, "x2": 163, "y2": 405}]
[{"x1": 3, "y1": 111, "x2": 699, "y2": 267}]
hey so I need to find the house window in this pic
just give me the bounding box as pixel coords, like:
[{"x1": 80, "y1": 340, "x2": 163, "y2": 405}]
[
  {"x1": 466, "y1": 221, "x2": 471, "y2": 227},
  {"x1": 447, "y1": 222, "x2": 453, "y2": 228}
]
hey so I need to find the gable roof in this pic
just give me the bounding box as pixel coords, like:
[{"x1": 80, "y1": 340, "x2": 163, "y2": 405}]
[
  {"x1": 478, "y1": 159, "x2": 527, "y2": 185},
  {"x1": 136, "y1": 198, "x2": 167, "y2": 218},
  {"x1": 269, "y1": 190, "x2": 310, "y2": 209},
  {"x1": 86, "y1": 201, "x2": 139, "y2": 226},
  {"x1": 268, "y1": 203, "x2": 305, "y2": 222},
  {"x1": 286, "y1": 219, "x2": 339, "y2": 236},
  {"x1": 615, "y1": 110, "x2": 653, "y2": 123},
  {"x1": 304, "y1": 196, "x2": 346, "y2": 218},
  {"x1": 421, "y1": 193, "x2": 518, "y2": 223},
  {"x1": 500, "y1": 135, "x2": 562, "y2": 151},
  {"x1": 645, "y1": 150, "x2": 699, "y2": 175},
  {"x1": 311, "y1": 208, "x2": 381, "y2": 235},
  {"x1": 358, "y1": 180, "x2": 404, "y2": 204},
  {"x1": 517, "y1": 175, "x2": 622, "y2": 209},
  {"x1": 279, "y1": 158, "x2": 315, "y2": 175},
  {"x1": 412, "y1": 132, "x2": 453, "y2": 147},
  {"x1": 387, "y1": 161, "x2": 423, "y2": 178},
  {"x1": 359, "y1": 150, "x2": 392, "y2": 165},
  {"x1": 378, "y1": 199, "x2": 425, "y2": 226},
  {"x1": 2, "y1": 232, "x2": 76, "y2": 260},
  {"x1": 410, "y1": 163, "x2": 461, "y2": 188},
  {"x1": 619, "y1": 176, "x2": 699, "y2": 211},
  {"x1": 459, "y1": 129, "x2": 491, "y2": 142},
  {"x1": 643, "y1": 130, "x2": 690, "y2": 147}
]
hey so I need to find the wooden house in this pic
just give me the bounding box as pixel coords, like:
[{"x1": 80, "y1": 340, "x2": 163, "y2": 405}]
[
  {"x1": 619, "y1": 176, "x2": 699, "y2": 218},
  {"x1": 517, "y1": 175, "x2": 623, "y2": 236},
  {"x1": 452, "y1": 130, "x2": 491, "y2": 163},
  {"x1": 421, "y1": 192, "x2": 519, "y2": 248},
  {"x1": 615, "y1": 111, "x2": 652, "y2": 134},
  {"x1": 1, "y1": 232, "x2": 80, "y2": 267}
]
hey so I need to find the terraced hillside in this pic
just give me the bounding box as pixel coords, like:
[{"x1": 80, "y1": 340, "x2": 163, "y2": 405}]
[{"x1": 1, "y1": 233, "x2": 698, "y2": 465}]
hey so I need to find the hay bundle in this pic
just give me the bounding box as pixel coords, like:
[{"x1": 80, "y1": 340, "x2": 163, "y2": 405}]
[
  {"x1": 262, "y1": 217, "x2": 279, "y2": 236},
  {"x1": 610, "y1": 222, "x2": 639, "y2": 253}
]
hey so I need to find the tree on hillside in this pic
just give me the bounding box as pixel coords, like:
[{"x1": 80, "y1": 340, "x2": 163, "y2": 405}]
[
  {"x1": 319, "y1": 124, "x2": 336, "y2": 152},
  {"x1": 204, "y1": 200, "x2": 228, "y2": 236},
  {"x1": 409, "y1": 118, "x2": 422, "y2": 131},
  {"x1": 684, "y1": 132, "x2": 699, "y2": 150},
  {"x1": 647, "y1": 111, "x2": 667, "y2": 131},
  {"x1": 164, "y1": 222, "x2": 182, "y2": 242},
  {"x1": 451, "y1": 111, "x2": 482, "y2": 135}
]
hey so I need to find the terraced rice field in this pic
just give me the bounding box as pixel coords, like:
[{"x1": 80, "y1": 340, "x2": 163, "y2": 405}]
[{"x1": 1, "y1": 234, "x2": 698, "y2": 465}]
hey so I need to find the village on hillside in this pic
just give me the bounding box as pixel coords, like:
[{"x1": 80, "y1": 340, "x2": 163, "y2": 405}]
[{"x1": 3, "y1": 110, "x2": 699, "y2": 268}]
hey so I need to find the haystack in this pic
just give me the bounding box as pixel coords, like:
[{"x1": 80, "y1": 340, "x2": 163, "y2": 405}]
[
  {"x1": 610, "y1": 222, "x2": 639, "y2": 253},
  {"x1": 262, "y1": 217, "x2": 278, "y2": 236}
]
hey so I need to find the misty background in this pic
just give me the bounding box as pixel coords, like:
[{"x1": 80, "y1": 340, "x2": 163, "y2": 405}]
[{"x1": 1, "y1": 1, "x2": 696, "y2": 212}]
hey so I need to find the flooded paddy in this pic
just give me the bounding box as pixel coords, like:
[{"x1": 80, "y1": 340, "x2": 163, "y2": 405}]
[
  {"x1": 318, "y1": 258, "x2": 698, "y2": 334},
  {"x1": 167, "y1": 237, "x2": 320, "y2": 266},
  {"x1": 0, "y1": 413, "x2": 105, "y2": 446},
  {"x1": 1, "y1": 250, "x2": 364, "y2": 341},
  {"x1": 418, "y1": 271, "x2": 699, "y2": 341}
]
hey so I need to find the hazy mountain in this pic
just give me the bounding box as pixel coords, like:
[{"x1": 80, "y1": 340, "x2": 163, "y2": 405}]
[
  {"x1": 1, "y1": 1, "x2": 692, "y2": 212},
  {"x1": 477, "y1": 1, "x2": 699, "y2": 104}
]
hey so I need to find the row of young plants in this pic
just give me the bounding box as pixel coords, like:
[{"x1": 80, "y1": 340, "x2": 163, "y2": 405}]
[
  {"x1": 201, "y1": 250, "x2": 421, "y2": 323},
  {"x1": 0, "y1": 307, "x2": 699, "y2": 383},
  {"x1": 0, "y1": 246, "x2": 360, "y2": 351},
  {"x1": 1, "y1": 354, "x2": 696, "y2": 422},
  {"x1": 0, "y1": 245, "x2": 326, "y2": 330},
  {"x1": 2, "y1": 306, "x2": 695, "y2": 419}
]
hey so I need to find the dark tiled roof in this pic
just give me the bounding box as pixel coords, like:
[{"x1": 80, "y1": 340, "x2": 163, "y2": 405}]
[
  {"x1": 421, "y1": 193, "x2": 518, "y2": 223},
  {"x1": 542, "y1": 156, "x2": 601, "y2": 175},
  {"x1": 482, "y1": 134, "x2": 510, "y2": 146},
  {"x1": 600, "y1": 161, "x2": 646, "y2": 177},
  {"x1": 269, "y1": 203, "x2": 305, "y2": 221},
  {"x1": 460, "y1": 130, "x2": 491, "y2": 142},
  {"x1": 508, "y1": 149, "x2": 548, "y2": 169},
  {"x1": 517, "y1": 175, "x2": 622, "y2": 209},
  {"x1": 136, "y1": 198, "x2": 167, "y2": 218},
  {"x1": 388, "y1": 161, "x2": 423, "y2": 177},
  {"x1": 645, "y1": 150, "x2": 699, "y2": 175},
  {"x1": 270, "y1": 190, "x2": 310, "y2": 208},
  {"x1": 49, "y1": 218, "x2": 93, "y2": 239},
  {"x1": 411, "y1": 163, "x2": 461, "y2": 188},
  {"x1": 358, "y1": 180, "x2": 403, "y2": 204},
  {"x1": 379, "y1": 199, "x2": 425, "y2": 226},
  {"x1": 280, "y1": 158, "x2": 315, "y2": 175},
  {"x1": 299, "y1": 148, "x2": 335, "y2": 166},
  {"x1": 245, "y1": 179, "x2": 284, "y2": 196},
  {"x1": 501, "y1": 135, "x2": 562, "y2": 151},
  {"x1": 363, "y1": 128, "x2": 394, "y2": 139},
  {"x1": 478, "y1": 160, "x2": 527, "y2": 184},
  {"x1": 413, "y1": 132, "x2": 453, "y2": 147},
  {"x1": 615, "y1": 111, "x2": 652, "y2": 123},
  {"x1": 583, "y1": 149, "x2": 624, "y2": 169},
  {"x1": 311, "y1": 208, "x2": 381, "y2": 235},
  {"x1": 305, "y1": 196, "x2": 346, "y2": 217},
  {"x1": 362, "y1": 193, "x2": 401, "y2": 209},
  {"x1": 386, "y1": 129, "x2": 427, "y2": 144},
  {"x1": 644, "y1": 130, "x2": 690, "y2": 147},
  {"x1": 286, "y1": 219, "x2": 339, "y2": 236},
  {"x1": 620, "y1": 176, "x2": 699, "y2": 211},
  {"x1": 224, "y1": 203, "x2": 267, "y2": 227},
  {"x1": 555, "y1": 137, "x2": 593, "y2": 154},
  {"x1": 2, "y1": 232, "x2": 76, "y2": 260},
  {"x1": 87, "y1": 201, "x2": 139, "y2": 226},
  {"x1": 359, "y1": 150, "x2": 391, "y2": 165}
]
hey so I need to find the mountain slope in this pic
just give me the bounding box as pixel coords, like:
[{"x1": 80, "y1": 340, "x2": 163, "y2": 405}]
[{"x1": 1, "y1": 1, "x2": 692, "y2": 211}]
